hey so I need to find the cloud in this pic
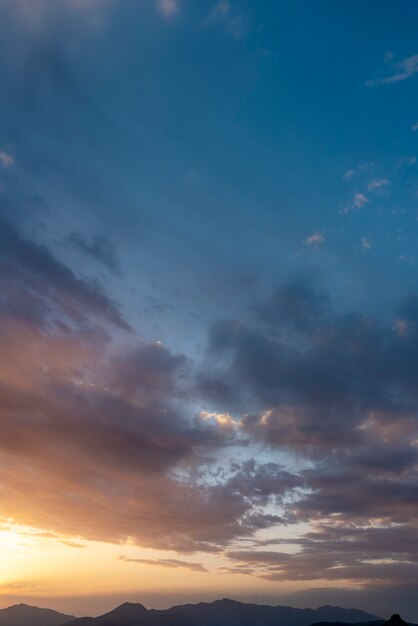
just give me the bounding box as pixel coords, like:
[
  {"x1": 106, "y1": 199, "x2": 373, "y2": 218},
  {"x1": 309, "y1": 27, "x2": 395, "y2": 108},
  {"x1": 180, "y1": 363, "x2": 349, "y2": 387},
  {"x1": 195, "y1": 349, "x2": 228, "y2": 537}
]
[
  {"x1": 411, "y1": 122, "x2": 418, "y2": 132},
  {"x1": 254, "y1": 275, "x2": 329, "y2": 333},
  {"x1": 366, "y1": 53, "x2": 418, "y2": 86},
  {"x1": 361, "y1": 237, "x2": 372, "y2": 251},
  {"x1": 64, "y1": 231, "x2": 121, "y2": 275},
  {"x1": 199, "y1": 410, "x2": 238, "y2": 430},
  {"x1": 342, "y1": 169, "x2": 356, "y2": 181},
  {"x1": 157, "y1": 0, "x2": 179, "y2": 18},
  {"x1": 342, "y1": 162, "x2": 374, "y2": 180},
  {"x1": 353, "y1": 192, "x2": 369, "y2": 208},
  {"x1": 206, "y1": 1, "x2": 248, "y2": 39},
  {"x1": 367, "y1": 178, "x2": 389, "y2": 192},
  {"x1": 304, "y1": 232, "x2": 325, "y2": 246},
  {"x1": 227, "y1": 522, "x2": 418, "y2": 584},
  {"x1": 203, "y1": 280, "x2": 418, "y2": 454},
  {"x1": 209, "y1": 0, "x2": 231, "y2": 20},
  {"x1": 0, "y1": 216, "x2": 303, "y2": 553},
  {"x1": 341, "y1": 193, "x2": 370, "y2": 214},
  {"x1": 1, "y1": 212, "x2": 418, "y2": 590},
  {"x1": 198, "y1": 277, "x2": 418, "y2": 587},
  {"x1": 119, "y1": 555, "x2": 208, "y2": 573},
  {"x1": 60, "y1": 540, "x2": 86, "y2": 548},
  {"x1": 0, "y1": 213, "x2": 131, "y2": 332},
  {"x1": 0, "y1": 150, "x2": 14, "y2": 168},
  {"x1": 396, "y1": 155, "x2": 417, "y2": 168}
]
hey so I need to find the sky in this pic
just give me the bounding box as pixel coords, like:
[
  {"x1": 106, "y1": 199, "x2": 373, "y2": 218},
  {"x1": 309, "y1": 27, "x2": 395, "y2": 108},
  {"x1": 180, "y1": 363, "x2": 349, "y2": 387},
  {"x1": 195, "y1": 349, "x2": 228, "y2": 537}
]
[{"x1": 1, "y1": 0, "x2": 418, "y2": 620}]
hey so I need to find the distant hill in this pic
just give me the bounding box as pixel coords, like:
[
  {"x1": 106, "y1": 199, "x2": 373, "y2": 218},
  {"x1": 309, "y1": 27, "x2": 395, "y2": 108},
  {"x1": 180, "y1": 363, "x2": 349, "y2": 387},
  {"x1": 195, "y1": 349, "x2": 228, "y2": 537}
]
[
  {"x1": 65, "y1": 598, "x2": 380, "y2": 626},
  {"x1": 310, "y1": 619, "x2": 384, "y2": 626},
  {"x1": 64, "y1": 604, "x2": 148, "y2": 626},
  {"x1": 0, "y1": 603, "x2": 74, "y2": 626},
  {"x1": 382, "y1": 617, "x2": 412, "y2": 626},
  {"x1": 309, "y1": 617, "x2": 417, "y2": 626}
]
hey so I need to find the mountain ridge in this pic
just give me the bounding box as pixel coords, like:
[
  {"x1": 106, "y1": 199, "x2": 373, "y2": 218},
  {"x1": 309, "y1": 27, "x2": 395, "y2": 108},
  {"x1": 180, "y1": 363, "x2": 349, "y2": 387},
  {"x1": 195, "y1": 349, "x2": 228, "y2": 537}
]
[
  {"x1": 0, "y1": 603, "x2": 74, "y2": 626},
  {"x1": 0, "y1": 600, "x2": 393, "y2": 626},
  {"x1": 63, "y1": 599, "x2": 380, "y2": 626}
]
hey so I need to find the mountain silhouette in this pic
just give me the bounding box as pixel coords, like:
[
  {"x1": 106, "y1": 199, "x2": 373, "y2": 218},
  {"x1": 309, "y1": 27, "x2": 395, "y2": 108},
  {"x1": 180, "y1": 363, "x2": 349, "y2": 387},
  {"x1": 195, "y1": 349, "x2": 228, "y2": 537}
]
[
  {"x1": 383, "y1": 616, "x2": 411, "y2": 626},
  {"x1": 0, "y1": 604, "x2": 74, "y2": 626},
  {"x1": 65, "y1": 604, "x2": 149, "y2": 626},
  {"x1": 309, "y1": 616, "x2": 416, "y2": 626},
  {"x1": 65, "y1": 599, "x2": 380, "y2": 626}
]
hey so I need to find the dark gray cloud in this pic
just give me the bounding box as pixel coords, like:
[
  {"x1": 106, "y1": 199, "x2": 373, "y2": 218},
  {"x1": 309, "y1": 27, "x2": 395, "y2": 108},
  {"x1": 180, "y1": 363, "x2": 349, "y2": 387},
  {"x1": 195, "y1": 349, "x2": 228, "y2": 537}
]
[
  {"x1": 254, "y1": 275, "x2": 330, "y2": 334},
  {"x1": 202, "y1": 277, "x2": 418, "y2": 451},
  {"x1": 64, "y1": 231, "x2": 121, "y2": 275},
  {"x1": 199, "y1": 278, "x2": 418, "y2": 591},
  {"x1": 0, "y1": 212, "x2": 131, "y2": 331},
  {"x1": 0, "y1": 216, "x2": 300, "y2": 552},
  {"x1": 1, "y1": 209, "x2": 418, "y2": 596}
]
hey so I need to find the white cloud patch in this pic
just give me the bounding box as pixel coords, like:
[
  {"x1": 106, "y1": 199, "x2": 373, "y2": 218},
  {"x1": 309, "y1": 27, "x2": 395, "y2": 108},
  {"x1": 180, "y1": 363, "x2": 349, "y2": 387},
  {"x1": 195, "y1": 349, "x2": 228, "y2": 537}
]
[
  {"x1": 354, "y1": 193, "x2": 369, "y2": 208},
  {"x1": 367, "y1": 178, "x2": 389, "y2": 192},
  {"x1": 341, "y1": 193, "x2": 370, "y2": 214},
  {"x1": 366, "y1": 53, "x2": 418, "y2": 86},
  {"x1": 342, "y1": 169, "x2": 356, "y2": 181},
  {"x1": 342, "y1": 162, "x2": 374, "y2": 180},
  {"x1": 304, "y1": 232, "x2": 325, "y2": 246},
  {"x1": 361, "y1": 237, "x2": 373, "y2": 251},
  {"x1": 397, "y1": 155, "x2": 417, "y2": 168},
  {"x1": 0, "y1": 150, "x2": 14, "y2": 168},
  {"x1": 411, "y1": 122, "x2": 418, "y2": 132}
]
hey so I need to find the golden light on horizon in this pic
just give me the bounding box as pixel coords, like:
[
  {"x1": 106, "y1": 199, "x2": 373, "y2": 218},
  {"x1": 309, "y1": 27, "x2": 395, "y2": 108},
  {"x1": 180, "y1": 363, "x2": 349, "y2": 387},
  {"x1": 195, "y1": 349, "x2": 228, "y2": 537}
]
[{"x1": 0, "y1": 518, "x2": 326, "y2": 611}]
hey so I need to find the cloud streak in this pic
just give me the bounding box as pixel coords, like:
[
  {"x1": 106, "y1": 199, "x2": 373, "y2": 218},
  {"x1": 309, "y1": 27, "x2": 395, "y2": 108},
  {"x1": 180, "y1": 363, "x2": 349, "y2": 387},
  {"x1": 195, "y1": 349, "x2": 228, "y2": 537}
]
[
  {"x1": 366, "y1": 53, "x2": 418, "y2": 86},
  {"x1": 119, "y1": 555, "x2": 208, "y2": 573},
  {"x1": 64, "y1": 231, "x2": 121, "y2": 275}
]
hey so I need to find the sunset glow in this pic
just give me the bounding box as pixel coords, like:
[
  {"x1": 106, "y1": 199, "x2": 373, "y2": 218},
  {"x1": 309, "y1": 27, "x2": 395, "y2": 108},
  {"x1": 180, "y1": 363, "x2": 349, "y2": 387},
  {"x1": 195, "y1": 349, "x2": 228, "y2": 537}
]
[{"x1": 1, "y1": 0, "x2": 418, "y2": 622}]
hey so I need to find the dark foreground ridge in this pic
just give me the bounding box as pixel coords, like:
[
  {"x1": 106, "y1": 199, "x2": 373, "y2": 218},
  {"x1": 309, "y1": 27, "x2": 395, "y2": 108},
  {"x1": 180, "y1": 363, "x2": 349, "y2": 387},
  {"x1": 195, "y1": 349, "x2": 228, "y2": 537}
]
[
  {"x1": 383, "y1": 617, "x2": 411, "y2": 626},
  {"x1": 4, "y1": 601, "x2": 415, "y2": 626},
  {"x1": 0, "y1": 604, "x2": 74, "y2": 626},
  {"x1": 60, "y1": 600, "x2": 380, "y2": 626},
  {"x1": 64, "y1": 599, "x2": 380, "y2": 626},
  {"x1": 310, "y1": 617, "x2": 416, "y2": 626}
]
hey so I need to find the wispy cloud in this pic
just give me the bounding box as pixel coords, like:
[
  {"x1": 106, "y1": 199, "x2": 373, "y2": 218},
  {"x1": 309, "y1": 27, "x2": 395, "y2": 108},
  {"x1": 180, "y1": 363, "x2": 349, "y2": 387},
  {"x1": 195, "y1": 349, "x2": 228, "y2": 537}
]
[
  {"x1": 361, "y1": 237, "x2": 373, "y2": 251},
  {"x1": 64, "y1": 231, "x2": 121, "y2": 275},
  {"x1": 366, "y1": 53, "x2": 418, "y2": 86},
  {"x1": 367, "y1": 178, "x2": 389, "y2": 192},
  {"x1": 209, "y1": 0, "x2": 230, "y2": 20},
  {"x1": 157, "y1": 0, "x2": 179, "y2": 18},
  {"x1": 206, "y1": 1, "x2": 247, "y2": 39},
  {"x1": 0, "y1": 150, "x2": 14, "y2": 168},
  {"x1": 396, "y1": 155, "x2": 417, "y2": 168},
  {"x1": 304, "y1": 232, "x2": 325, "y2": 246},
  {"x1": 411, "y1": 122, "x2": 418, "y2": 132},
  {"x1": 60, "y1": 540, "x2": 86, "y2": 548},
  {"x1": 342, "y1": 162, "x2": 374, "y2": 180},
  {"x1": 119, "y1": 555, "x2": 208, "y2": 572}
]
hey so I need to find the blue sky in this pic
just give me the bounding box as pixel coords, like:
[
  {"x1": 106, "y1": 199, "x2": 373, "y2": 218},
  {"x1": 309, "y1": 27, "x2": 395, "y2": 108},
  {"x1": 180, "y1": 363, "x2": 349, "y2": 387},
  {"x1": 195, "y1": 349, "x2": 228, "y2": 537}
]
[
  {"x1": 3, "y1": 0, "x2": 418, "y2": 337},
  {"x1": 1, "y1": 0, "x2": 418, "y2": 620}
]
